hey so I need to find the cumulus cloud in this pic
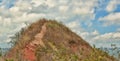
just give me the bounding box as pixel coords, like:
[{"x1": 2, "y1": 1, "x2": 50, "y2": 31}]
[
  {"x1": 59, "y1": 5, "x2": 68, "y2": 13},
  {"x1": 3, "y1": 18, "x2": 11, "y2": 26},
  {"x1": 99, "y1": 12, "x2": 120, "y2": 26},
  {"x1": 80, "y1": 30, "x2": 99, "y2": 38},
  {"x1": 76, "y1": 30, "x2": 100, "y2": 44},
  {"x1": 1, "y1": 0, "x2": 119, "y2": 48},
  {"x1": 72, "y1": 0, "x2": 97, "y2": 20},
  {"x1": 73, "y1": 7, "x2": 94, "y2": 15},
  {"x1": 92, "y1": 30, "x2": 99, "y2": 35},
  {"x1": 73, "y1": 0, "x2": 96, "y2": 14},
  {"x1": 67, "y1": 21, "x2": 80, "y2": 28},
  {"x1": 66, "y1": 20, "x2": 86, "y2": 36},
  {"x1": 106, "y1": 0, "x2": 120, "y2": 12},
  {"x1": 0, "y1": 0, "x2": 94, "y2": 44},
  {"x1": 93, "y1": 32, "x2": 120, "y2": 42},
  {"x1": 89, "y1": 32, "x2": 120, "y2": 48},
  {"x1": 31, "y1": 0, "x2": 45, "y2": 7}
]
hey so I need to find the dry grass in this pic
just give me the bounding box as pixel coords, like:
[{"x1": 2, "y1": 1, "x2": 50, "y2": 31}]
[{"x1": 4, "y1": 19, "x2": 117, "y2": 61}]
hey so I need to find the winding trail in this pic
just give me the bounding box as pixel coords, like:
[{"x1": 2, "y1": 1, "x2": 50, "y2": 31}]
[{"x1": 23, "y1": 23, "x2": 47, "y2": 61}]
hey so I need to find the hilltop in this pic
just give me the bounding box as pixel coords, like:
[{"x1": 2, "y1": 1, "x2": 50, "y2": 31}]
[{"x1": 4, "y1": 19, "x2": 116, "y2": 61}]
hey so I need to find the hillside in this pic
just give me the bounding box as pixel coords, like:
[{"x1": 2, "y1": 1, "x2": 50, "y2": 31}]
[{"x1": 4, "y1": 19, "x2": 116, "y2": 61}]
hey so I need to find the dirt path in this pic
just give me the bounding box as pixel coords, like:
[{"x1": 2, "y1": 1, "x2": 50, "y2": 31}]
[{"x1": 23, "y1": 23, "x2": 47, "y2": 61}]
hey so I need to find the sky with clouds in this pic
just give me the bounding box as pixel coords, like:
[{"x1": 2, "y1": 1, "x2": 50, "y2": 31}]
[{"x1": 0, "y1": 0, "x2": 120, "y2": 48}]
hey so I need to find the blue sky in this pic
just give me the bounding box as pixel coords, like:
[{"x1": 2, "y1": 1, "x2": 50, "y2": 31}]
[{"x1": 0, "y1": 0, "x2": 120, "y2": 48}]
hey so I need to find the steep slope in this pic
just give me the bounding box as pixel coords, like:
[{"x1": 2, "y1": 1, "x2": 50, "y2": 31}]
[
  {"x1": 22, "y1": 23, "x2": 47, "y2": 61},
  {"x1": 5, "y1": 19, "x2": 116, "y2": 61}
]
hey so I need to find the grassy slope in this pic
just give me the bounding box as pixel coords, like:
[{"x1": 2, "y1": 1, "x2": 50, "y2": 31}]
[
  {"x1": 5, "y1": 19, "x2": 116, "y2": 61},
  {"x1": 36, "y1": 20, "x2": 116, "y2": 61}
]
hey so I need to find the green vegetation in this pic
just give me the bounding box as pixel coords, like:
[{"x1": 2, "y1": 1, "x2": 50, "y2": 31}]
[
  {"x1": 9, "y1": 28, "x2": 25, "y2": 46},
  {"x1": 102, "y1": 44, "x2": 120, "y2": 61},
  {"x1": 84, "y1": 48, "x2": 112, "y2": 61},
  {"x1": 35, "y1": 42, "x2": 116, "y2": 61},
  {"x1": 5, "y1": 59, "x2": 14, "y2": 61},
  {"x1": 5, "y1": 19, "x2": 117, "y2": 61},
  {"x1": 35, "y1": 44, "x2": 79, "y2": 61},
  {"x1": 0, "y1": 47, "x2": 2, "y2": 57}
]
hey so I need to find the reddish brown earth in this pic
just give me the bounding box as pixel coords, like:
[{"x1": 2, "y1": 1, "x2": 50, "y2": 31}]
[
  {"x1": 23, "y1": 23, "x2": 46, "y2": 61},
  {"x1": 4, "y1": 19, "x2": 116, "y2": 61}
]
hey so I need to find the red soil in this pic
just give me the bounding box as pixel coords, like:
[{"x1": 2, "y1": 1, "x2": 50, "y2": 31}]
[{"x1": 22, "y1": 23, "x2": 46, "y2": 61}]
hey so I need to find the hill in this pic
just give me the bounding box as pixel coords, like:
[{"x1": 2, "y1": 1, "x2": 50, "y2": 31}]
[{"x1": 4, "y1": 19, "x2": 116, "y2": 61}]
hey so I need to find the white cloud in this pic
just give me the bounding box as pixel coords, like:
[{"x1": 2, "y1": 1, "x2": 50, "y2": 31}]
[
  {"x1": 0, "y1": 0, "x2": 97, "y2": 24},
  {"x1": 11, "y1": 13, "x2": 46, "y2": 23},
  {"x1": 72, "y1": 0, "x2": 96, "y2": 15},
  {"x1": 11, "y1": 23, "x2": 27, "y2": 33},
  {"x1": 5, "y1": 39, "x2": 11, "y2": 43},
  {"x1": 66, "y1": 20, "x2": 86, "y2": 37},
  {"x1": 80, "y1": 32, "x2": 90, "y2": 38},
  {"x1": 70, "y1": 0, "x2": 97, "y2": 22},
  {"x1": 99, "y1": 12, "x2": 120, "y2": 26},
  {"x1": 0, "y1": 0, "x2": 112, "y2": 48},
  {"x1": 80, "y1": 30, "x2": 99, "y2": 39},
  {"x1": 15, "y1": 0, "x2": 32, "y2": 11},
  {"x1": 58, "y1": 0, "x2": 68, "y2": 4},
  {"x1": 3, "y1": 18, "x2": 11, "y2": 26},
  {"x1": 73, "y1": 7, "x2": 94, "y2": 15},
  {"x1": 67, "y1": 21, "x2": 80, "y2": 28},
  {"x1": 9, "y1": 6, "x2": 19, "y2": 12},
  {"x1": 45, "y1": 0, "x2": 57, "y2": 8},
  {"x1": 59, "y1": 5, "x2": 68, "y2": 13},
  {"x1": 93, "y1": 32, "x2": 120, "y2": 41},
  {"x1": 106, "y1": 0, "x2": 117, "y2": 12},
  {"x1": 31, "y1": 0, "x2": 45, "y2": 7},
  {"x1": 92, "y1": 30, "x2": 99, "y2": 35},
  {"x1": 79, "y1": 30, "x2": 100, "y2": 44},
  {"x1": 55, "y1": 16, "x2": 68, "y2": 21},
  {"x1": 89, "y1": 32, "x2": 120, "y2": 47},
  {"x1": 106, "y1": 0, "x2": 120, "y2": 12},
  {"x1": 0, "y1": 16, "x2": 2, "y2": 23}
]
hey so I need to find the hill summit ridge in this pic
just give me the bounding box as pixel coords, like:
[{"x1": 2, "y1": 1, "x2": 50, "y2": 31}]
[{"x1": 5, "y1": 19, "x2": 116, "y2": 61}]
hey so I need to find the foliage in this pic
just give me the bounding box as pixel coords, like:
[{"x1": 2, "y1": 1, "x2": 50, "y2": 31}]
[
  {"x1": 36, "y1": 44, "x2": 79, "y2": 61},
  {"x1": 5, "y1": 19, "x2": 117, "y2": 61},
  {"x1": 83, "y1": 48, "x2": 109, "y2": 61},
  {"x1": 0, "y1": 47, "x2": 2, "y2": 57},
  {"x1": 9, "y1": 27, "x2": 26, "y2": 46},
  {"x1": 102, "y1": 44, "x2": 120, "y2": 61},
  {"x1": 5, "y1": 59, "x2": 14, "y2": 61}
]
